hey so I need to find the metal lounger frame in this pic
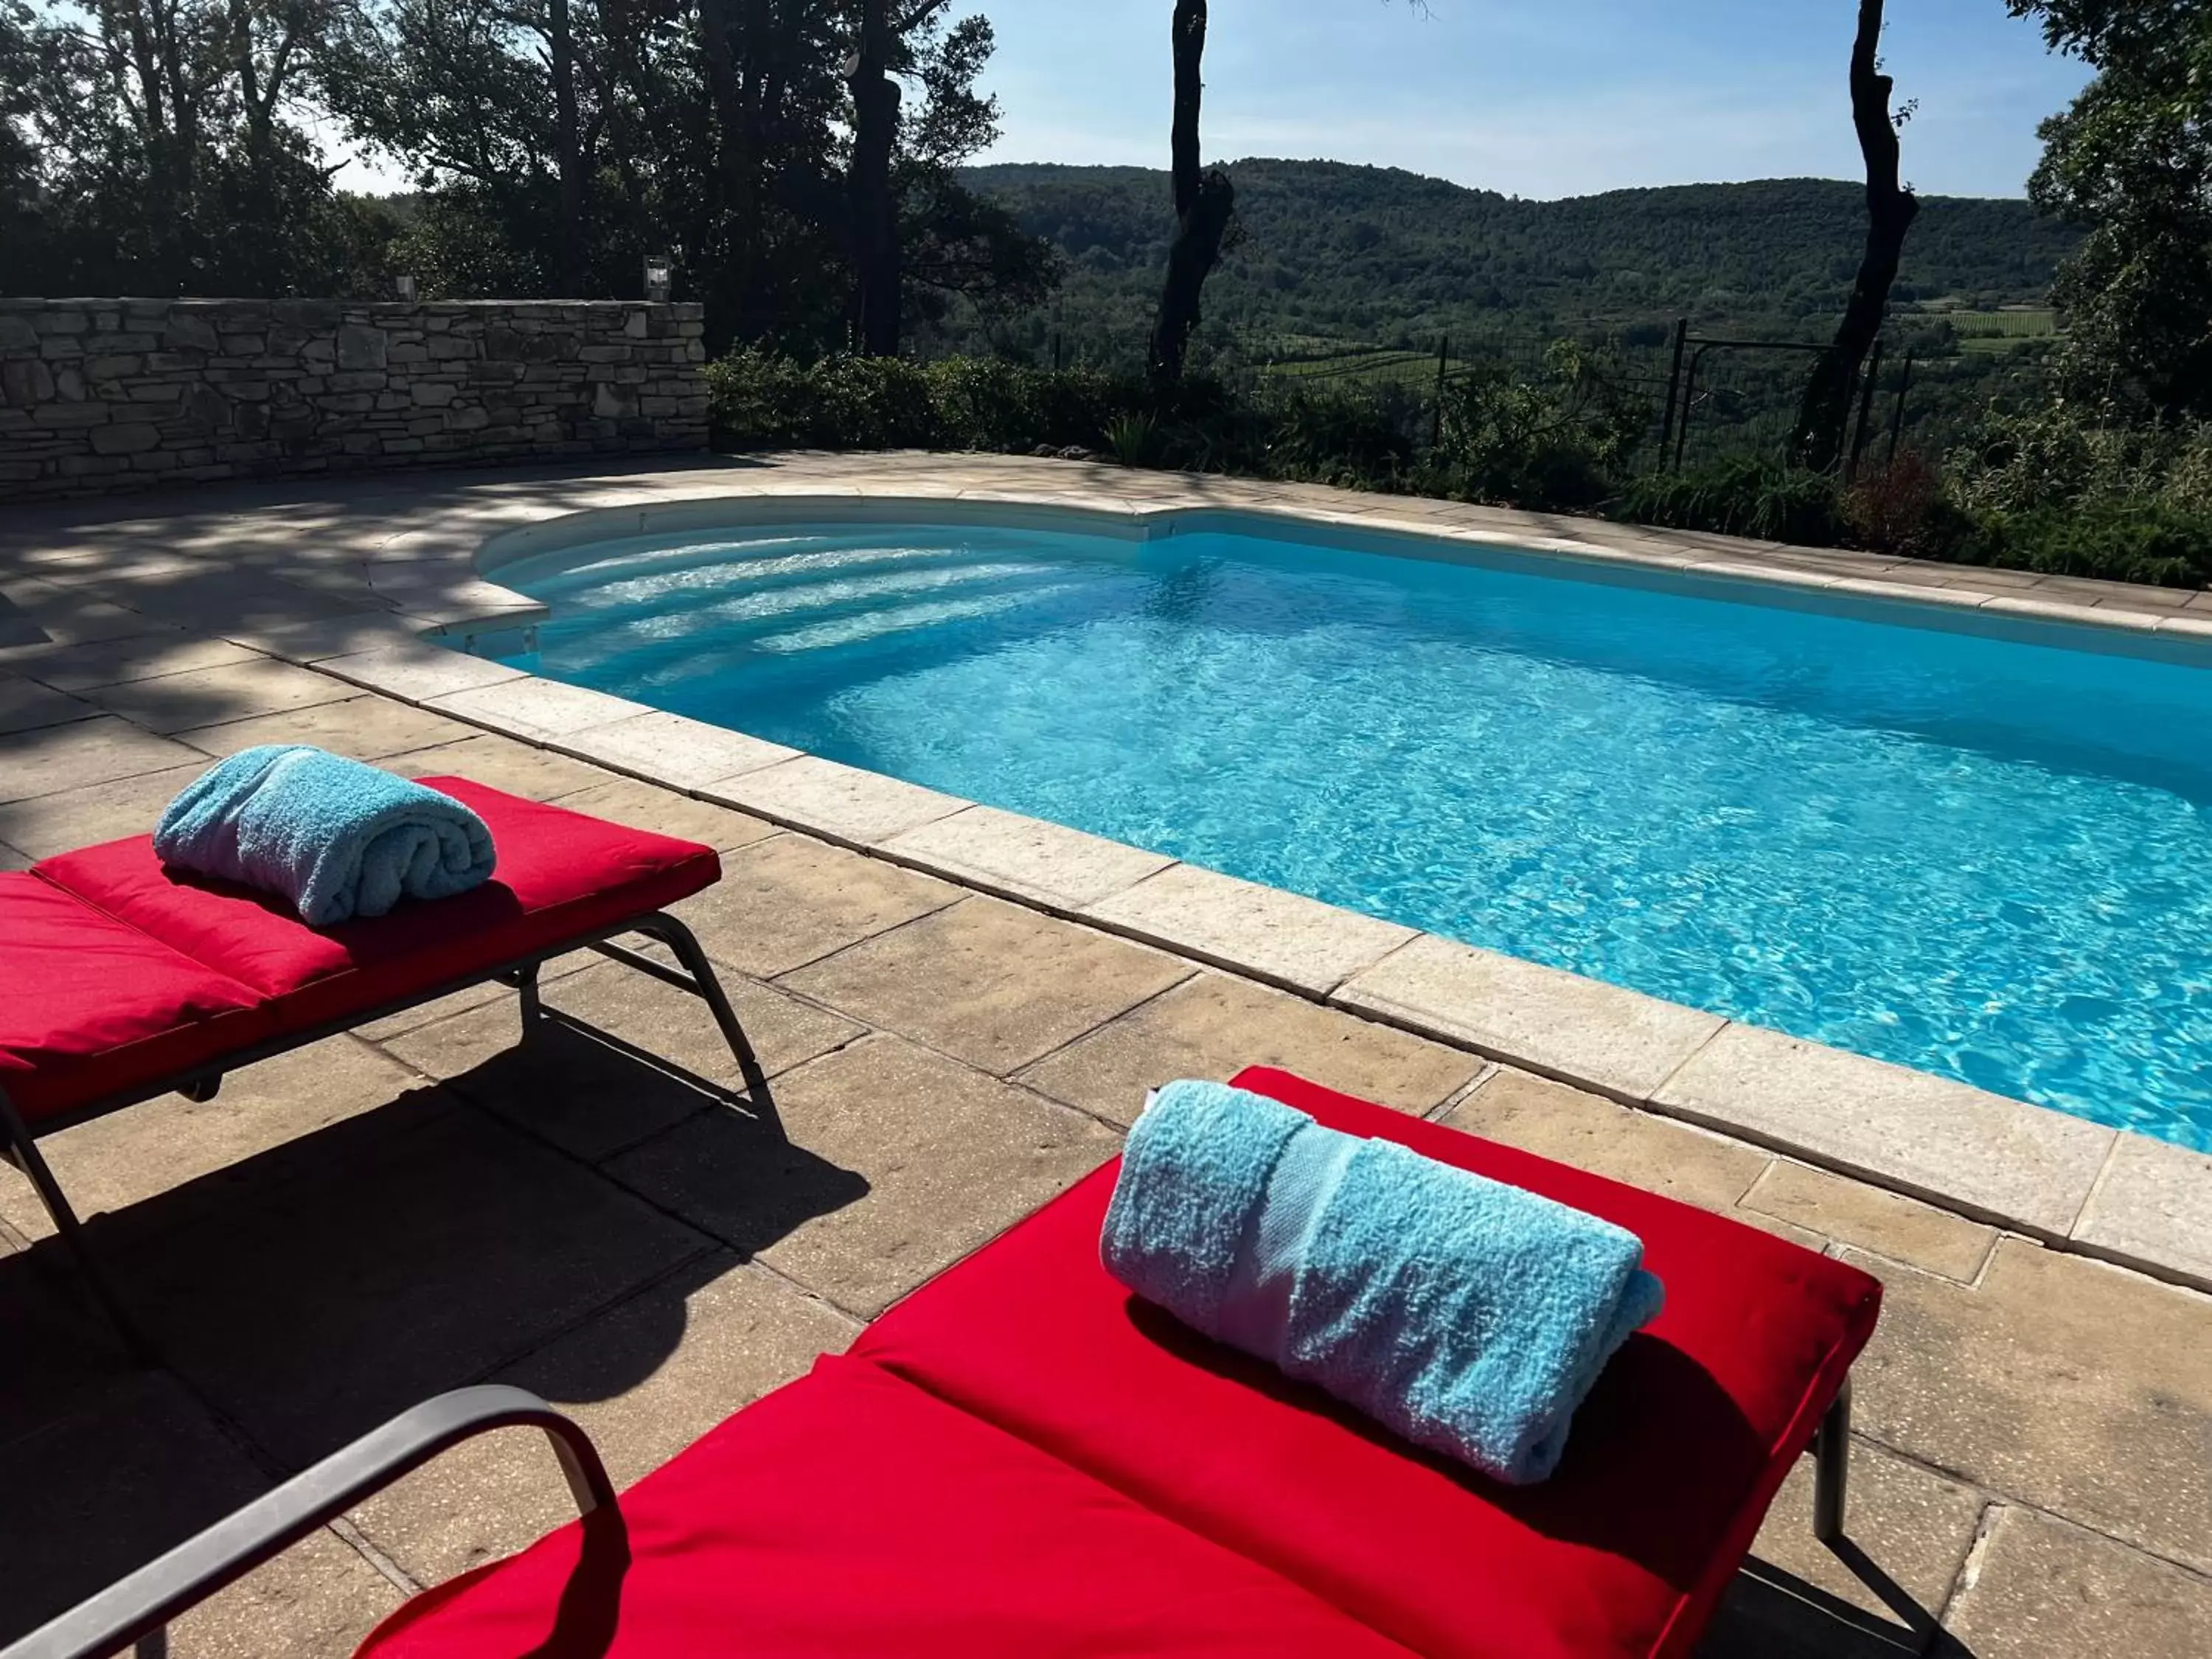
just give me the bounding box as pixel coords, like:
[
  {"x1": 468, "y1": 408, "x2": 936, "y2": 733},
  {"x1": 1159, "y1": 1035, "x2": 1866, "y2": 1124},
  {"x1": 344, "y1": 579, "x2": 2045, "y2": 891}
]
[{"x1": 0, "y1": 1378, "x2": 1859, "y2": 1659}]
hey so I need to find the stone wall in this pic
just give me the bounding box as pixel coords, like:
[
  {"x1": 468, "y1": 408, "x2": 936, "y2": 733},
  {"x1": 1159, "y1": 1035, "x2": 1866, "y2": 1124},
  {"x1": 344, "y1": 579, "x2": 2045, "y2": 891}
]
[{"x1": 0, "y1": 299, "x2": 709, "y2": 501}]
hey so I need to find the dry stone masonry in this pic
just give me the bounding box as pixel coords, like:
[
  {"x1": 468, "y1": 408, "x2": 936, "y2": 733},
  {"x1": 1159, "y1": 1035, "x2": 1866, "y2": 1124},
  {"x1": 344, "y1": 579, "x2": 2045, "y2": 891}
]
[{"x1": 0, "y1": 299, "x2": 709, "y2": 500}]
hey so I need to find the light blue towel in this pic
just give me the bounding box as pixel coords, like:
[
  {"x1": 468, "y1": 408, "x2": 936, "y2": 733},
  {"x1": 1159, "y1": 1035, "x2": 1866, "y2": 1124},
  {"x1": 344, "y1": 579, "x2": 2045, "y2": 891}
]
[
  {"x1": 154, "y1": 745, "x2": 496, "y2": 927},
  {"x1": 1101, "y1": 1079, "x2": 1665, "y2": 1485}
]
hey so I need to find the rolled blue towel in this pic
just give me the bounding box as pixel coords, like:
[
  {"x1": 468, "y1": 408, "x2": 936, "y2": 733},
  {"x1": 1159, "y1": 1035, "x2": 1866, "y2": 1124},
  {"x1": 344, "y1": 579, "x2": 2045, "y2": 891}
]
[
  {"x1": 154, "y1": 745, "x2": 496, "y2": 927},
  {"x1": 1101, "y1": 1079, "x2": 1665, "y2": 1485}
]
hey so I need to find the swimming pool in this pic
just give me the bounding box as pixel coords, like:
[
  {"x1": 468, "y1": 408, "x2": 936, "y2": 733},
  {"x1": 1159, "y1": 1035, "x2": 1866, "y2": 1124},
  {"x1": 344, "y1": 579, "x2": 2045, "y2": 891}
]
[{"x1": 489, "y1": 508, "x2": 2212, "y2": 1151}]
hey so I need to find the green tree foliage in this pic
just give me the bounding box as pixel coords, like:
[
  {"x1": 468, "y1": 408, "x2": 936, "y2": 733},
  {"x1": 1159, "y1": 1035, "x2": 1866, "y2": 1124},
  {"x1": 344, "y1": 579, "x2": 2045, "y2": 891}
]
[
  {"x1": 2008, "y1": 2, "x2": 2212, "y2": 415},
  {"x1": 0, "y1": 0, "x2": 400, "y2": 296},
  {"x1": 318, "y1": 0, "x2": 1057, "y2": 349},
  {"x1": 953, "y1": 162, "x2": 2079, "y2": 361}
]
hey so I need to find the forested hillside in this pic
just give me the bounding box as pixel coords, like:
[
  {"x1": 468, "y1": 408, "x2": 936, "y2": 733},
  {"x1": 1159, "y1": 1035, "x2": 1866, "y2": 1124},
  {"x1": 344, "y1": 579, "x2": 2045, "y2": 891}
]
[{"x1": 947, "y1": 161, "x2": 2081, "y2": 361}]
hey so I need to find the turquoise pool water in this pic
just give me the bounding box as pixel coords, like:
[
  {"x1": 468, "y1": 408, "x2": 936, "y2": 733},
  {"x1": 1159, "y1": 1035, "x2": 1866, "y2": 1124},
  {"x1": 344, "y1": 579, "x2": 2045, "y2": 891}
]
[{"x1": 493, "y1": 512, "x2": 2212, "y2": 1150}]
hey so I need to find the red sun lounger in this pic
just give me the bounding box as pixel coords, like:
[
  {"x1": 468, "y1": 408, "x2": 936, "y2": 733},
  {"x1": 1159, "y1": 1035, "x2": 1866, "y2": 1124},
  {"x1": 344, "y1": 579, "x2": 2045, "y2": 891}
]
[
  {"x1": 9, "y1": 1068, "x2": 1882, "y2": 1659},
  {"x1": 0, "y1": 776, "x2": 761, "y2": 1357}
]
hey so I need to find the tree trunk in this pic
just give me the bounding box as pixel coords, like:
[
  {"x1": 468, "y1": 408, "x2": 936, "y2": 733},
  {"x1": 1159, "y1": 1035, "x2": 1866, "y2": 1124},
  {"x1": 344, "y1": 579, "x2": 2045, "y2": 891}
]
[
  {"x1": 699, "y1": 0, "x2": 762, "y2": 329},
  {"x1": 848, "y1": 0, "x2": 902, "y2": 357},
  {"x1": 549, "y1": 0, "x2": 587, "y2": 296},
  {"x1": 1793, "y1": 0, "x2": 1918, "y2": 473},
  {"x1": 1148, "y1": 0, "x2": 1233, "y2": 383}
]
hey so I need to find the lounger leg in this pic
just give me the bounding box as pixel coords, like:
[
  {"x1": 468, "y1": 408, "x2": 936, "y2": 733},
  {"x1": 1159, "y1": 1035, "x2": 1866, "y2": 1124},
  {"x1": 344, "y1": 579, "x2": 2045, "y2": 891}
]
[
  {"x1": 1812, "y1": 1375, "x2": 1853, "y2": 1544},
  {"x1": 629, "y1": 914, "x2": 770, "y2": 1100},
  {"x1": 513, "y1": 961, "x2": 544, "y2": 1034},
  {"x1": 0, "y1": 1087, "x2": 157, "y2": 1364}
]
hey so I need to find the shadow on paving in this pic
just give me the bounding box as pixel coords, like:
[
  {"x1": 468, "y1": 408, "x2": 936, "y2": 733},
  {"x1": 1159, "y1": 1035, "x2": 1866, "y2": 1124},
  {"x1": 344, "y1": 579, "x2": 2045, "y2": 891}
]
[
  {"x1": 0, "y1": 1025, "x2": 864, "y2": 1644},
  {"x1": 0, "y1": 453, "x2": 776, "y2": 548},
  {"x1": 1705, "y1": 1552, "x2": 1975, "y2": 1658}
]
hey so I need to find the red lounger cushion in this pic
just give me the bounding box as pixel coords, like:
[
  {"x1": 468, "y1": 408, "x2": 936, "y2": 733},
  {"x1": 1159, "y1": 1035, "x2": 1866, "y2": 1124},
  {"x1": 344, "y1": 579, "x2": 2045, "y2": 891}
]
[
  {"x1": 350, "y1": 1067, "x2": 1877, "y2": 1659},
  {"x1": 851, "y1": 1068, "x2": 1884, "y2": 1659},
  {"x1": 358, "y1": 1354, "x2": 1411, "y2": 1659},
  {"x1": 0, "y1": 873, "x2": 271, "y2": 1125},
  {"x1": 32, "y1": 779, "x2": 720, "y2": 1034}
]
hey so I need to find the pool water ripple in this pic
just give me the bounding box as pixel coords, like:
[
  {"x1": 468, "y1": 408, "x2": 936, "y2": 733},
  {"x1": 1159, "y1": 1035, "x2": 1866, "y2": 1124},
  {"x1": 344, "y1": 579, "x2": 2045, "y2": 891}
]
[{"x1": 497, "y1": 519, "x2": 2212, "y2": 1150}]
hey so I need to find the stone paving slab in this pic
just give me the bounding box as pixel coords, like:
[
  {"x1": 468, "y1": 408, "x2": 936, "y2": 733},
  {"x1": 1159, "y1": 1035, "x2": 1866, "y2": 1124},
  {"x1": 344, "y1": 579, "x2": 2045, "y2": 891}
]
[
  {"x1": 0, "y1": 573, "x2": 178, "y2": 649},
  {"x1": 880, "y1": 803, "x2": 1178, "y2": 911},
  {"x1": 1739, "y1": 1160, "x2": 1998, "y2": 1286},
  {"x1": 1019, "y1": 968, "x2": 1484, "y2": 1128},
  {"x1": 74, "y1": 655, "x2": 362, "y2": 735},
  {"x1": 557, "y1": 709, "x2": 799, "y2": 789},
  {"x1": 0, "y1": 1038, "x2": 419, "y2": 1248},
  {"x1": 776, "y1": 895, "x2": 1193, "y2": 1077},
  {"x1": 1747, "y1": 1441, "x2": 1986, "y2": 1635},
  {"x1": 1941, "y1": 1505, "x2": 2212, "y2": 1658},
  {"x1": 384, "y1": 958, "x2": 863, "y2": 1162},
  {"x1": 1340, "y1": 933, "x2": 1729, "y2": 1105},
  {"x1": 386, "y1": 731, "x2": 620, "y2": 801},
  {"x1": 347, "y1": 1259, "x2": 856, "y2": 1590},
  {"x1": 0, "y1": 675, "x2": 100, "y2": 736},
  {"x1": 0, "y1": 1368, "x2": 379, "y2": 1644},
  {"x1": 550, "y1": 776, "x2": 781, "y2": 853},
  {"x1": 1653, "y1": 1024, "x2": 2116, "y2": 1240},
  {"x1": 0, "y1": 713, "x2": 205, "y2": 803},
  {"x1": 425, "y1": 675, "x2": 653, "y2": 740},
  {"x1": 13, "y1": 632, "x2": 262, "y2": 691},
  {"x1": 112, "y1": 1101, "x2": 717, "y2": 1468},
  {"x1": 1847, "y1": 1239, "x2": 2212, "y2": 1576},
  {"x1": 701, "y1": 753, "x2": 969, "y2": 844},
  {"x1": 0, "y1": 760, "x2": 210, "y2": 858},
  {"x1": 2071, "y1": 1134, "x2": 2212, "y2": 1292},
  {"x1": 667, "y1": 832, "x2": 963, "y2": 979},
  {"x1": 319, "y1": 641, "x2": 528, "y2": 703},
  {"x1": 1085, "y1": 861, "x2": 1418, "y2": 995},
  {"x1": 173, "y1": 694, "x2": 481, "y2": 762},
  {"x1": 609, "y1": 1034, "x2": 1120, "y2": 1319}
]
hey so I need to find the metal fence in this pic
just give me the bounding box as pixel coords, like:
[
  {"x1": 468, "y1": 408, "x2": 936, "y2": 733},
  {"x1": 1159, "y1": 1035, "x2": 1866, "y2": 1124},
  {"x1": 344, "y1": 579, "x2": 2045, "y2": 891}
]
[{"x1": 1194, "y1": 320, "x2": 1925, "y2": 476}]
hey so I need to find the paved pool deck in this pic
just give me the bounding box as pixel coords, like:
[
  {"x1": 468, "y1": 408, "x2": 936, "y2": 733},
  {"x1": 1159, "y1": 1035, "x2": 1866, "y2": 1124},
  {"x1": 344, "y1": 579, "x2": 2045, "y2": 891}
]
[{"x1": 1, "y1": 452, "x2": 2209, "y2": 1657}]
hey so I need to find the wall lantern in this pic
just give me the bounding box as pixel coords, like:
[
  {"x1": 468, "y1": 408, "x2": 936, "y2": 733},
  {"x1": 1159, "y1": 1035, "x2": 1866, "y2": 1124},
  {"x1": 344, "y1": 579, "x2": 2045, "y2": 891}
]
[
  {"x1": 393, "y1": 274, "x2": 417, "y2": 302},
  {"x1": 644, "y1": 255, "x2": 674, "y2": 304}
]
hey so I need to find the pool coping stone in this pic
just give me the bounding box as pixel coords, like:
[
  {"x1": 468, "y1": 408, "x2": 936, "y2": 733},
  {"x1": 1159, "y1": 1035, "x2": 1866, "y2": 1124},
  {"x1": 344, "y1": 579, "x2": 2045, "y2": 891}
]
[{"x1": 215, "y1": 468, "x2": 2212, "y2": 1297}]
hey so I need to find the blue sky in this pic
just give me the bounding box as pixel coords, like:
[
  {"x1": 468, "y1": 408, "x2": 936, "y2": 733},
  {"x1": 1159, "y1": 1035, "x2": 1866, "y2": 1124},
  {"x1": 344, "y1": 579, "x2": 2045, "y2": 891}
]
[{"x1": 973, "y1": 1, "x2": 2093, "y2": 199}]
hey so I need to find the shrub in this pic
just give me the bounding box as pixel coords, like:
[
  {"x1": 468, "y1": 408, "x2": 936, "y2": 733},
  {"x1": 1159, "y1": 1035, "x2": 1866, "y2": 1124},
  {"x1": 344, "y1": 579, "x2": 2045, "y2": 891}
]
[
  {"x1": 1955, "y1": 501, "x2": 2212, "y2": 589},
  {"x1": 1430, "y1": 344, "x2": 1645, "y2": 511},
  {"x1": 1105, "y1": 412, "x2": 1164, "y2": 467},
  {"x1": 1947, "y1": 399, "x2": 2160, "y2": 515},
  {"x1": 1611, "y1": 460, "x2": 1847, "y2": 546},
  {"x1": 1841, "y1": 450, "x2": 1954, "y2": 557},
  {"x1": 706, "y1": 349, "x2": 942, "y2": 449},
  {"x1": 1262, "y1": 383, "x2": 1419, "y2": 486},
  {"x1": 702, "y1": 349, "x2": 2210, "y2": 591},
  {"x1": 708, "y1": 348, "x2": 1161, "y2": 454}
]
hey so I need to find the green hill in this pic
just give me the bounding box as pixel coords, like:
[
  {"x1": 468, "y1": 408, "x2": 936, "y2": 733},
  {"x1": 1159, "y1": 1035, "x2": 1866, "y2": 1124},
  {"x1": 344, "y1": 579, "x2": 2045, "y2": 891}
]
[{"x1": 950, "y1": 160, "x2": 2081, "y2": 366}]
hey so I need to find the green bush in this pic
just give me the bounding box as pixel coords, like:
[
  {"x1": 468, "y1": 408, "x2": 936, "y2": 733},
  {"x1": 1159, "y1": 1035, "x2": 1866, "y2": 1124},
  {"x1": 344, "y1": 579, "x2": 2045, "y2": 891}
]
[
  {"x1": 706, "y1": 348, "x2": 1156, "y2": 453},
  {"x1": 706, "y1": 347, "x2": 1427, "y2": 486},
  {"x1": 1610, "y1": 460, "x2": 1848, "y2": 546},
  {"x1": 1953, "y1": 501, "x2": 2212, "y2": 589},
  {"x1": 1261, "y1": 383, "x2": 1419, "y2": 486},
  {"x1": 1430, "y1": 344, "x2": 1646, "y2": 511},
  {"x1": 706, "y1": 350, "x2": 2211, "y2": 591}
]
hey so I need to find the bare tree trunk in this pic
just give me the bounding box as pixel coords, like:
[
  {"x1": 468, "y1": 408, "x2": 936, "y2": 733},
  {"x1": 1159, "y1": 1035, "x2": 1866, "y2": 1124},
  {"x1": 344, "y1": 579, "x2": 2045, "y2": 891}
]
[
  {"x1": 1793, "y1": 0, "x2": 1918, "y2": 473},
  {"x1": 1148, "y1": 0, "x2": 1233, "y2": 383},
  {"x1": 548, "y1": 0, "x2": 587, "y2": 295},
  {"x1": 847, "y1": 0, "x2": 901, "y2": 356},
  {"x1": 695, "y1": 0, "x2": 748, "y2": 283}
]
